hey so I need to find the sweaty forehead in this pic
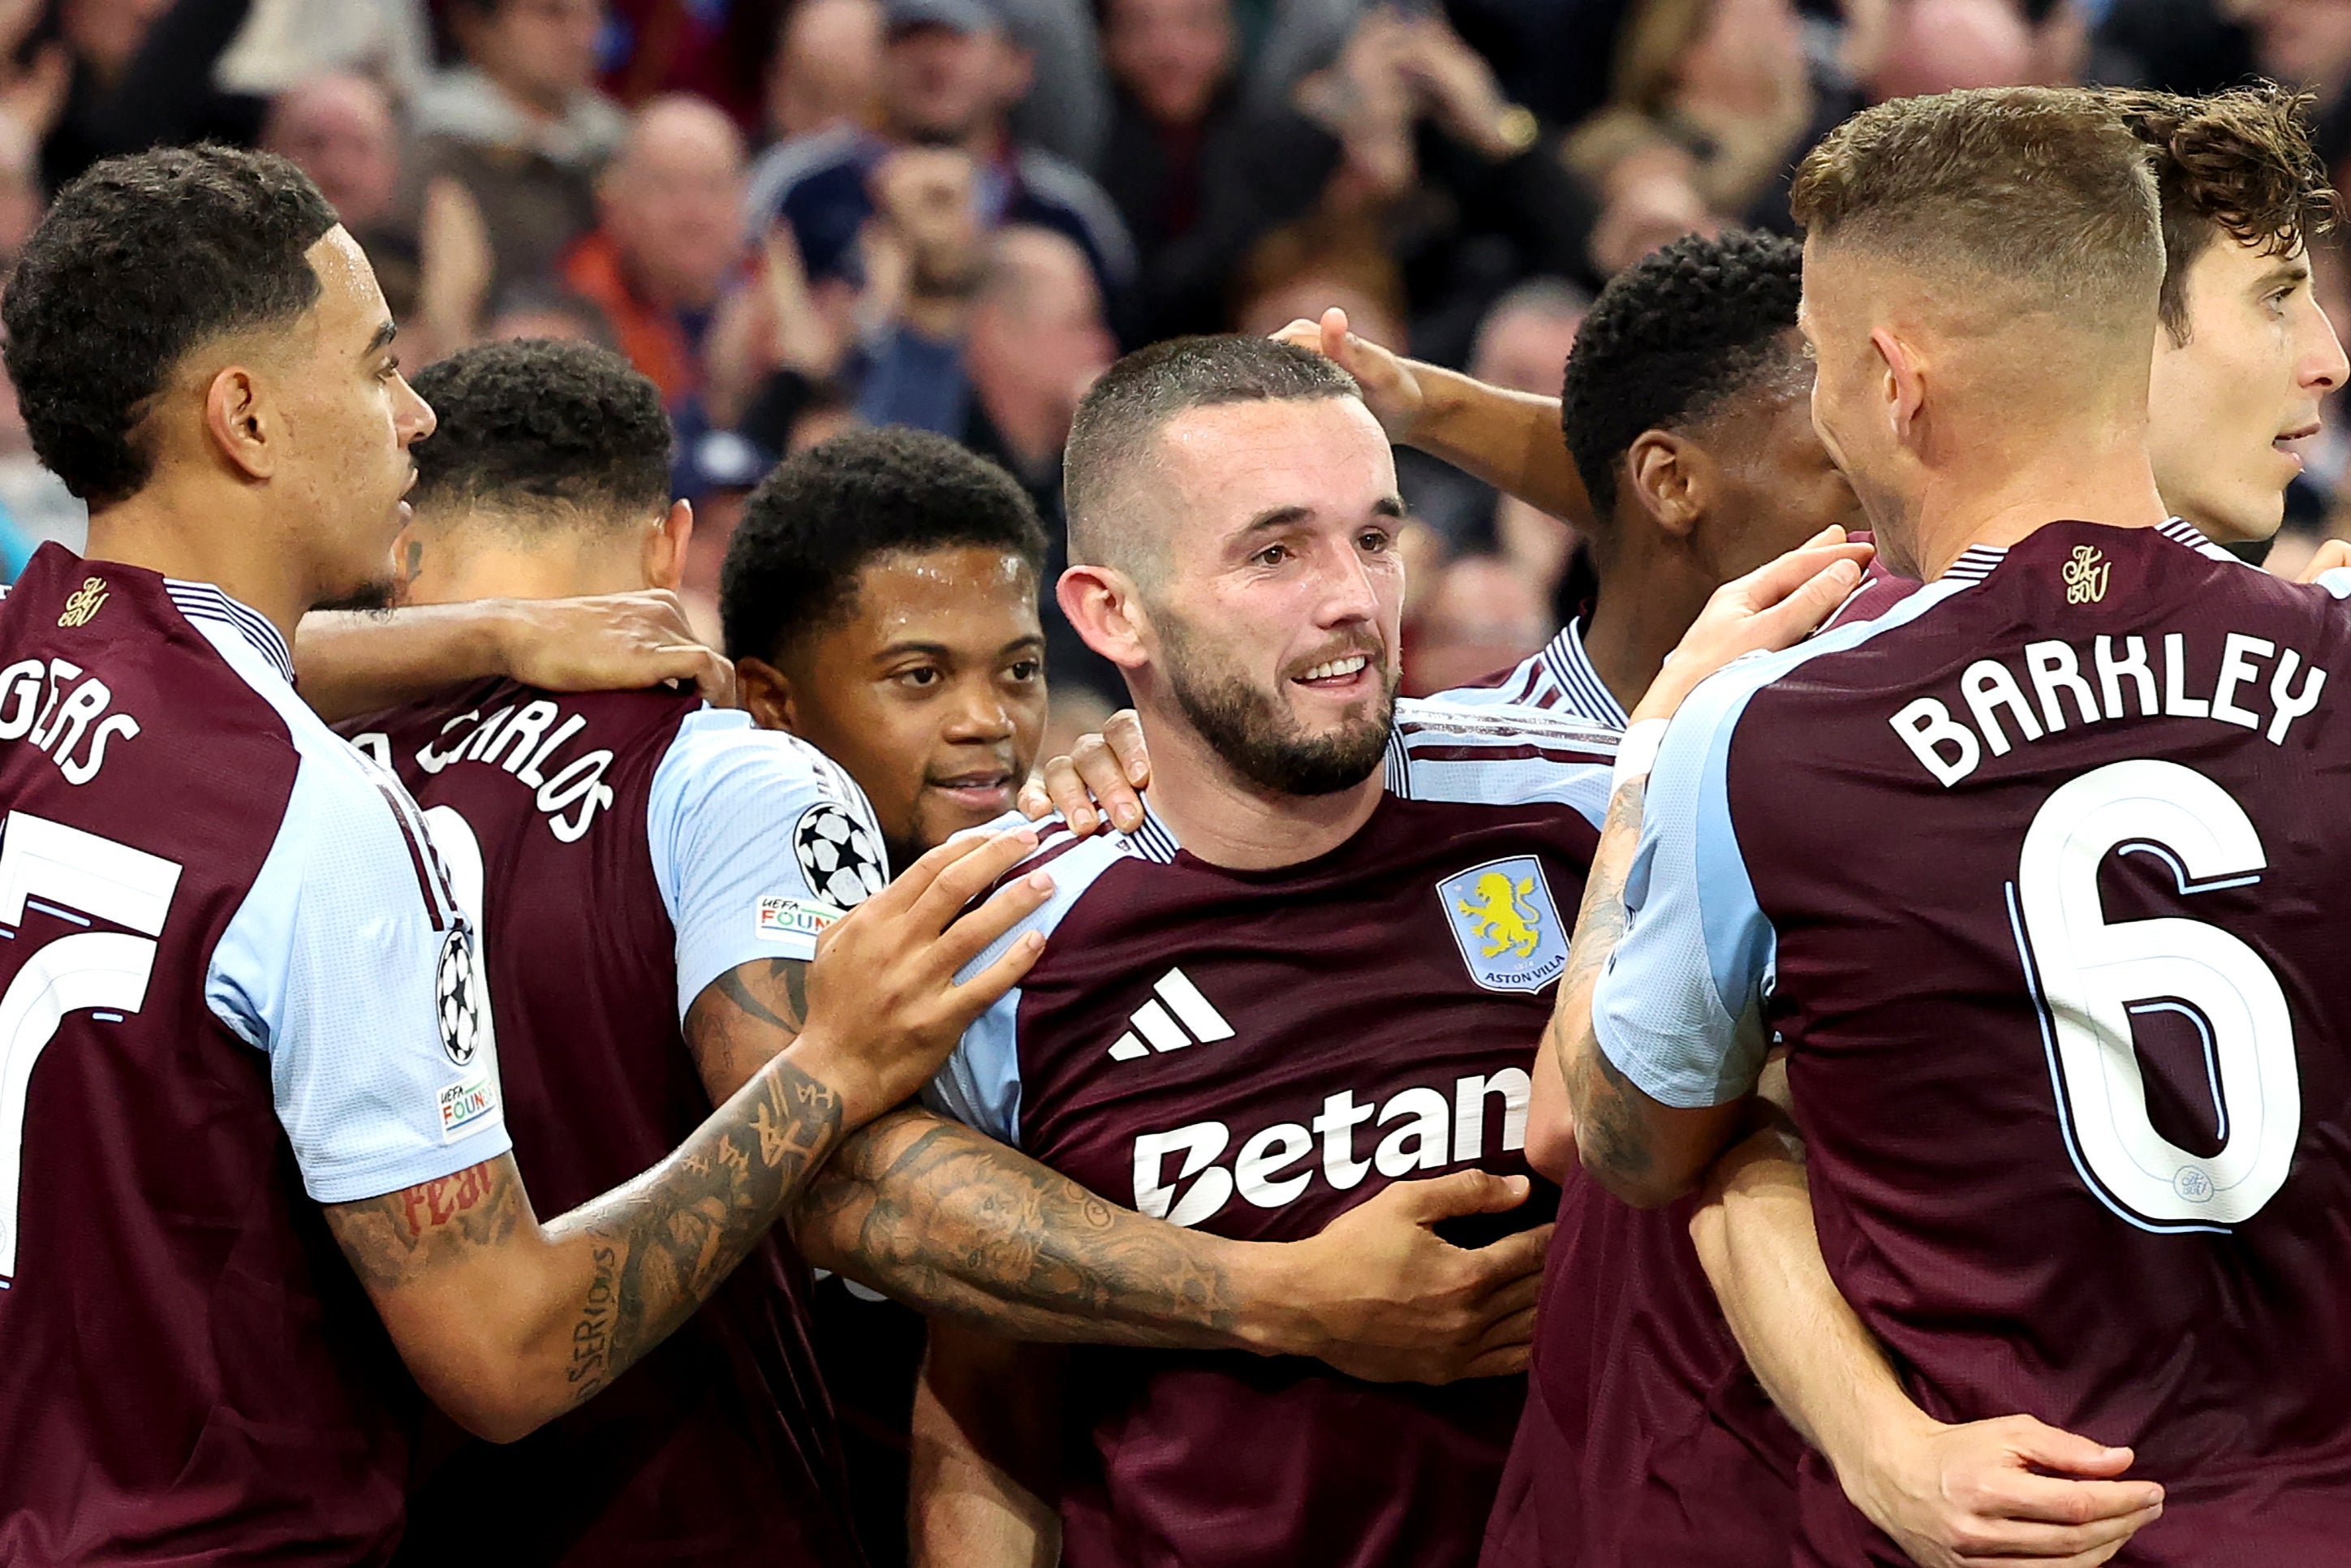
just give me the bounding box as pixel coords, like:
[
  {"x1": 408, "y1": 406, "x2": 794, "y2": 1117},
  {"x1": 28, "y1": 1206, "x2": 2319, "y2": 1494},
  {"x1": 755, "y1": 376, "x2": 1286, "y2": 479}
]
[
  {"x1": 302, "y1": 226, "x2": 390, "y2": 347},
  {"x1": 1156, "y1": 397, "x2": 1395, "y2": 538}
]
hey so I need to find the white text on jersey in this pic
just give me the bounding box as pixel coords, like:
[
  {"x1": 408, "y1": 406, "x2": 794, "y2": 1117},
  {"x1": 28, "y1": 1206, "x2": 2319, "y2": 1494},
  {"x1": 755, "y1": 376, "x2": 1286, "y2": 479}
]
[
  {"x1": 1132, "y1": 1070, "x2": 1531, "y2": 1227},
  {"x1": 379, "y1": 700, "x2": 616, "y2": 842},
  {"x1": 1891, "y1": 631, "x2": 2328, "y2": 786},
  {"x1": 0, "y1": 658, "x2": 139, "y2": 786}
]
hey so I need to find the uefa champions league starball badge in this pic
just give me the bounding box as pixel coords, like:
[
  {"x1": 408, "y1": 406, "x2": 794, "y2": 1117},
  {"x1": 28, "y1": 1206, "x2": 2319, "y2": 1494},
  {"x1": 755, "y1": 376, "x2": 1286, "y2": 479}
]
[
  {"x1": 436, "y1": 926, "x2": 484, "y2": 1067},
  {"x1": 794, "y1": 803, "x2": 887, "y2": 911}
]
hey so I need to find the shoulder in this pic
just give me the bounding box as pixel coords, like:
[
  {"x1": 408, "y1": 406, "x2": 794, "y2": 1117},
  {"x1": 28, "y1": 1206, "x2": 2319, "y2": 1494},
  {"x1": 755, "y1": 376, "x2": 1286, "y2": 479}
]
[
  {"x1": 747, "y1": 126, "x2": 869, "y2": 214},
  {"x1": 646, "y1": 710, "x2": 888, "y2": 909},
  {"x1": 1010, "y1": 149, "x2": 1137, "y2": 274},
  {"x1": 1389, "y1": 698, "x2": 1618, "y2": 824},
  {"x1": 651, "y1": 708, "x2": 868, "y2": 810},
  {"x1": 957, "y1": 810, "x2": 1161, "y2": 973}
]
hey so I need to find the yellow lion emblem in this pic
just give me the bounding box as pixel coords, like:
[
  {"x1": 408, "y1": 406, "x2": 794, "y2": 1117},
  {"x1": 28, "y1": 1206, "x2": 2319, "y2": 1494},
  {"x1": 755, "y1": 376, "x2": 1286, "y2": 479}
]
[{"x1": 1456, "y1": 872, "x2": 1542, "y2": 960}]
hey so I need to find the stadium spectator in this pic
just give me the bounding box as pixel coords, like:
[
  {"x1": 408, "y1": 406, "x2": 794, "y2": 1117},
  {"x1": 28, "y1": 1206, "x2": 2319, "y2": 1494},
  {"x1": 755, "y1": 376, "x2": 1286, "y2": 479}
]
[
  {"x1": 560, "y1": 92, "x2": 751, "y2": 407},
  {"x1": 743, "y1": 0, "x2": 1136, "y2": 326},
  {"x1": 764, "y1": 0, "x2": 886, "y2": 140},
  {"x1": 260, "y1": 73, "x2": 476, "y2": 354},
  {"x1": 1093, "y1": 0, "x2": 1350, "y2": 340},
  {"x1": 857, "y1": 215, "x2": 1122, "y2": 708},
  {"x1": 413, "y1": 0, "x2": 628, "y2": 295}
]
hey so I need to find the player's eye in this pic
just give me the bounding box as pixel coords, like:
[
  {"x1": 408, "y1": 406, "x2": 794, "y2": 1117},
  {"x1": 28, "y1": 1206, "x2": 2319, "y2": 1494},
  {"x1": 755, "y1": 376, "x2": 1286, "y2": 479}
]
[
  {"x1": 1253, "y1": 543, "x2": 1290, "y2": 567},
  {"x1": 1007, "y1": 659, "x2": 1041, "y2": 683},
  {"x1": 894, "y1": 666, "x2": 942, "y2": 689},
  {"x1": 1359, "y1": 528, "x2": 1393, "y2": 554}
]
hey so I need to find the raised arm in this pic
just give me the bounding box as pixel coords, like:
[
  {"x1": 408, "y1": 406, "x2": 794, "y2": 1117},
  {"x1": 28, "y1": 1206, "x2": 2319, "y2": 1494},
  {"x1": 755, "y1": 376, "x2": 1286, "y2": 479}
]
[
  {"x1": 322, "y1": 832, "x2": 1050, "y2": 1442},
  {"x1": 1272, "y1": 307, "x2": 1591, "y2": 526},
  {"x1": 294, "y1": 591, "x2": 733, "y2": 722},
  {"x1": 1691, "y1": 1089, "x2": 2166, "y2": 1568}
]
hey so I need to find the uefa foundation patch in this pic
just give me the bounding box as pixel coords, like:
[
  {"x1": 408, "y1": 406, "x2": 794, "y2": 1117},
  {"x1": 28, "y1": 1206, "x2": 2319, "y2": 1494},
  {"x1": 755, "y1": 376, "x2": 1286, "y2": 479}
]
[
  {"x1": 756, "y1": 894, "x2": 844, "y2": 941},
  {"x1": 438, "y1": 1068, "x2": 500, "y2": 1141}
]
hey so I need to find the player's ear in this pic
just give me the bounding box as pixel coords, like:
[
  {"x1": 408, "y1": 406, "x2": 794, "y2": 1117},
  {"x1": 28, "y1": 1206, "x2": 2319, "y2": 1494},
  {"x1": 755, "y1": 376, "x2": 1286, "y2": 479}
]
[
  {"x1": 643, "y1": 499, "x2": 694, "y2": 592},
  {"x1": 1625, "y1": 430, "x2": 1702, "y2": 541},
  {"x1": 735, "y1": 654, "x2": 801, "y2": 732},
  {"x1": 1057, "y1": 563, "x2": 1151, "y2": 670},
  {"x1": 202, "y1": 364, "x2": 275, "y2": 481},
  {"x1": 1871, "y1": 327, "x2": 1926, "y2": 449}
]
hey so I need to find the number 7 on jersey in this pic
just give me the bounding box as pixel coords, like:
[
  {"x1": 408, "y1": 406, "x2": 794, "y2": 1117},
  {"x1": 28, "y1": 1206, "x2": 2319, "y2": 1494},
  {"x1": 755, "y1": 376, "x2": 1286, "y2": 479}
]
[{"x1": 0, "y1": 811, "x2": 182, "y2": 1279}]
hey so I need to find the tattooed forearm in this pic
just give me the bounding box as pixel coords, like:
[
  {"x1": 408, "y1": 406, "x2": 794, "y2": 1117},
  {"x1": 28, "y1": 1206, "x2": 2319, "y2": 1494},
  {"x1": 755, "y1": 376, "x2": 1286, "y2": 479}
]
[
  {"x1": 553, "y1": 1054, "x2": 844, "y2": 1405},
  {"x1": 790, "y1": 1108, "x2": 1247, "y2": 1349},
  {"x1": 1555, "y1": 776, "x2": 1653, "y2": 1191}
]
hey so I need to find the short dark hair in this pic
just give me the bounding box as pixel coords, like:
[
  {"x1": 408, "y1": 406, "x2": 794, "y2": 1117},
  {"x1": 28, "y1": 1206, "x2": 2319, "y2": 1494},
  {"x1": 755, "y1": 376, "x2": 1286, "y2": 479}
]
[
  {"x1": 1561, "y1": 230, "x2": 1804, "y2": 519},
  {"x1": 720, "y1": 426, "x2": 1049, "y2": 665},
  {"x1": 2, "y1": 144, "x2": 340, "y2": 506},
  {"x1": 1790, "y1": 87, "x2": 2161, "y2": 330},
  {"x1": 2104, "y1": 84, "x2": 2338, "y2": 345},
  {"x1": 1063, "y1": 334, "x2": 1358, "y2": 571},
  {"x1": 408, "y1": 338, "x2": 674, "y2": 523}
]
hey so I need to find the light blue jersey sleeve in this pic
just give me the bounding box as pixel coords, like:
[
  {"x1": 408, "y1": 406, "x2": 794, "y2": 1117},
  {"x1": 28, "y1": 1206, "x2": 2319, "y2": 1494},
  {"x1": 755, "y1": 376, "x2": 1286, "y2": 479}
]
[
  {"x1": 648, "y1": 709, "x2": 888, "y2": 1023},
  {"x1": 206, "y1": 734, "x2": 512, "y2": 1205},
  {"x1": 921, "y1": 819, "x2": 1139, "y2": 1146},
  {"x1": 1588, "y1": 666, "x2": 1779, "y2": 1109}
]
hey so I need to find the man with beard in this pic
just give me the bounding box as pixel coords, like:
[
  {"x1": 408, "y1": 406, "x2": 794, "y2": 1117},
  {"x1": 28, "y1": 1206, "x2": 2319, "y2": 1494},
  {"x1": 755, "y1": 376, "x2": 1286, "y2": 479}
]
[{"x1": 902, "y1": 332, "x2": 1802, "y2": 1568}]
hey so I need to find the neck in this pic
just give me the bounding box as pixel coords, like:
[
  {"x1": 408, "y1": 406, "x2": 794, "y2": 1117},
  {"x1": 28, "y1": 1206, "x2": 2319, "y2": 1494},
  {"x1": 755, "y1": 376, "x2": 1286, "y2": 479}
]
[
  {"x1": 1901, "y1": 409, "x2": 2168, "y2": 580},
  {"x1": 1578, "y1": 529, "x2": 1715, "y2": 713},
  {"x1": 405, "y1": 532, "x2": 648, "y2": 607},
  {"x1": 86, "y1": 487, "x2": 315, "y2": 643},
  {"x1": 1126, "y1": 696, "x2": 1385, "y2": 871},
  {"x1": 489, "y1": 70, "x2": 568, "y2": 126}
]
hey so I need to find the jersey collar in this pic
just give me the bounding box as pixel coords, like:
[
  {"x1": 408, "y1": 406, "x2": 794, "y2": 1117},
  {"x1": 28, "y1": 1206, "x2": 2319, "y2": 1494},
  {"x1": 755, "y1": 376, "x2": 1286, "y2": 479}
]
[
  {"x1": 164, "y1": 579, "x2": 296, "y2": 686},
  {"x1": 1544, "y1": 618, "x2": 1630, "y2": 729}
]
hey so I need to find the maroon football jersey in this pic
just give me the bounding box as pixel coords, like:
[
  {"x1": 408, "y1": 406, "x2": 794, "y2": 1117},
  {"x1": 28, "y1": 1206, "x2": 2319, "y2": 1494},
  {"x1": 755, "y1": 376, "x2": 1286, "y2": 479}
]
[
  {"x1": 0, "y1": 545, "x2": 517, "y2": 1563},
  {"x1": 928, "y1": 701, "x2": 1615, "y2": 1568},
  {"x1": 342, "y1": 682, "x2": 871, "y2": 1567},
  {"x1": 1591, "y1": 519, "x2": 2351, "y2": 1564},
  {"x1": 1445, "y1": 618, "x2": 1804, "y2": 1568}
]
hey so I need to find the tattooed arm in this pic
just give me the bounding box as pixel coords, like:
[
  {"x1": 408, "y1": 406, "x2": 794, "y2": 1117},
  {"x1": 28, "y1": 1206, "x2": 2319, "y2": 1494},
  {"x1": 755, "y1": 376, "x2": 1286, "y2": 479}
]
[
  {"x1": 321, "y1": 831, "x2": 1053, "y2": 1442},
  {"x1": 684, "y1": 938, "x2": 1552, "y2": 1381},
  {"x1": 1548, "y1": 536, "x2": 1871, "y2": 1208},
  {"x1": 788, "y1": 1107, "x2": 1550, "y2": 1381}
]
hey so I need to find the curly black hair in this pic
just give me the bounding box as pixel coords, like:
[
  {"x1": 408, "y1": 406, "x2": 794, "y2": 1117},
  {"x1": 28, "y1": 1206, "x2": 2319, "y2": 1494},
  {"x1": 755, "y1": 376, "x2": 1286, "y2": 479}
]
[
  {"x1": 408, "y1": 338, "x2": 674, "y2": 522},
  {"x1": 2, "y1": 145, "x2": 338, "y2": 506},
  {"x1": 721, "y1": 426, "x2": 1048, "y2": 666},
  {"x1": 1560, "y1": 230, "x2": 1805, "y2": 522}
]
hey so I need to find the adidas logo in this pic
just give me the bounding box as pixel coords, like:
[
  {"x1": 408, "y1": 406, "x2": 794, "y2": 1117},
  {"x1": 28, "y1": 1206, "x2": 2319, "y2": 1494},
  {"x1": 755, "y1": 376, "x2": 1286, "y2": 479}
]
[{"x1": 1108, "y1": 969, "x2": 1234, "y2": 1061}]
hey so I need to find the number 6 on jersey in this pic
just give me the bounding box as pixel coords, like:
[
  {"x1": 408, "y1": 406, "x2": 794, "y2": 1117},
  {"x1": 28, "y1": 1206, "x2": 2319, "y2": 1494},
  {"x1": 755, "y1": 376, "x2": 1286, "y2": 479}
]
[
  {"x1": 0, "y1": 811, "x2": 182, "y2": 1279},
  {"x1": 2014, "y1": 758, "x2": 2299, "y2": 1231}
]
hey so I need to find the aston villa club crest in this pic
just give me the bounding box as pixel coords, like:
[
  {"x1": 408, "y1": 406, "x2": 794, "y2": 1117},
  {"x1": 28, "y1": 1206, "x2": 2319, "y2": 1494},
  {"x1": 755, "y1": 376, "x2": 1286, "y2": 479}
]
[{"x1": 1439, "y1": 856, "x2": 1569, "y2": 994}]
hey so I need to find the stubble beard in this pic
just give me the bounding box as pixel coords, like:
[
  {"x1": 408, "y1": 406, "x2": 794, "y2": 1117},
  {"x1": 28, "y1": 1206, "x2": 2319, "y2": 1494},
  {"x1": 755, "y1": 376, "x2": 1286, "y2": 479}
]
[{"x1": 1159, "y1": 613, "x2": 1396, "y2": 798}]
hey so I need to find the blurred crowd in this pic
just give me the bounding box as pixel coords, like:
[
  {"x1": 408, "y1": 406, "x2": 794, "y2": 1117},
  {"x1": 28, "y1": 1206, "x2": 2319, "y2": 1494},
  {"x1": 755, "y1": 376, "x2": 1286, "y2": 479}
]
[{"x1": 0, "y1": 0, "x2": 2347, "y2": 732}]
